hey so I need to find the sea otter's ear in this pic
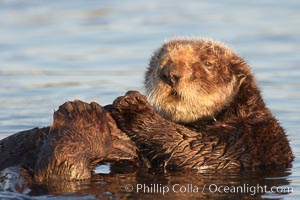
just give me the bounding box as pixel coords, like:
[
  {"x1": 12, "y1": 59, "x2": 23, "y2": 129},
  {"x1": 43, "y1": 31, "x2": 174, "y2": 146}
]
[
  {"x1": 230, "y1": 55, "x2": 248, "y2": 88},
  {"x1": 237, "y1": 74, "x2": 247, "y2": 88}
]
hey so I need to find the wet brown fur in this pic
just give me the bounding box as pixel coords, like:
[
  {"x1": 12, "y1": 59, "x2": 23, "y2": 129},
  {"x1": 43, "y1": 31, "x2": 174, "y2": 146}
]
[
  {"x1": 112, "y1": 38, "x2": 293, "y2": 171},
  {"x1": 0, "y1": 101, "x2": 138, "y2": 183}
]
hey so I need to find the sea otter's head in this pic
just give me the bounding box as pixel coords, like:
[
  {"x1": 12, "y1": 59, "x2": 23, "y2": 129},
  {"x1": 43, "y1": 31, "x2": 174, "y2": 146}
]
[{"x1": 145, "y1": 38, "x2": 250, "y2": 123}]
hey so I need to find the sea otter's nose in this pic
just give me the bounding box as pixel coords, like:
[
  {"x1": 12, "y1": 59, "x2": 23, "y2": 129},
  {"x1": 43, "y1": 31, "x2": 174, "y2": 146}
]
[{"x1": 160, "y1": 66, "x2": 181, "y2": 87}]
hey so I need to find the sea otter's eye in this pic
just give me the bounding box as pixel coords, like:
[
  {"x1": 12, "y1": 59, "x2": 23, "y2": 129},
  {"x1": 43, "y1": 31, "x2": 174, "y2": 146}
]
[{"x1": 204, "y1": 61, "x2": 213, "y2": 68}]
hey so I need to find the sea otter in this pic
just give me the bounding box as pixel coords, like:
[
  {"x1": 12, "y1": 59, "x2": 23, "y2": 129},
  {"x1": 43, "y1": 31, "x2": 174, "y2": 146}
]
[
  {"x1": 0, "y1": 38, "x2": 293, "y2": 186},
  {"x1": 111, "y1": 38, "x2": 293, "y2": 170}
]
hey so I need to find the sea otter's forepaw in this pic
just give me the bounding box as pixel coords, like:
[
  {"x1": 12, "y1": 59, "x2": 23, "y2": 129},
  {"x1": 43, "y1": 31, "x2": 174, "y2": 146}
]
[
  {"x1": 113, "y1": 91, "x2": 153, "y2": 114},
  {"x1": 112, "y1": 91, "x2": 154, "y2": 129},
  {"x1": 52, "y1": 100, "x2": 107, "y2": 131}
]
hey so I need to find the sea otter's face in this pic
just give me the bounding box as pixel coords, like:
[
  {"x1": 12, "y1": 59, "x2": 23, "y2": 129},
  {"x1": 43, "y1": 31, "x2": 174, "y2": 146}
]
[{"x1": 145, "y1": 39, "x2": 243, "y2": 123}]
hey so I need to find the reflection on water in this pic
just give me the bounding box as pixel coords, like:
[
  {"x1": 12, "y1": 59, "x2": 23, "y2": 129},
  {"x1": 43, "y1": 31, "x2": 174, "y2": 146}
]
[
  {"x1": 0, "y1": 0, "x2": 299, "y2": 199},
  {"x1": 0, "y1": 168, "x2": 294, "y2": 200}
]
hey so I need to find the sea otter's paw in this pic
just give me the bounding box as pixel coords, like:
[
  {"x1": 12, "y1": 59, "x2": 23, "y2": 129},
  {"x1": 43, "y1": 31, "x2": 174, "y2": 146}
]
[
  {"x1": 52, "y1": 100, "x2": 106, "y2": 130},
  {"x1": 112, "y1": 91, "x2": 155, "y2": 133},
  {"x1": 113, "y1": 91, "x2": 153, "y2": 115}
]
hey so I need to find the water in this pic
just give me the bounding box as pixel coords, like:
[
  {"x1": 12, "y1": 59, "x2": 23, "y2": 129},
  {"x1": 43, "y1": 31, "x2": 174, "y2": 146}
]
[{"x1": 0, "y1": 0, "x2": 299, "y2": 199}]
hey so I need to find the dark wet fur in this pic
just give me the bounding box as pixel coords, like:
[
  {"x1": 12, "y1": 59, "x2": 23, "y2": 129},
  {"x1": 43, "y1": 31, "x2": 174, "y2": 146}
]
[
  {"x1": 0, "y1": 101, "x2": 138, "y2": 185},
  {"x1": 112, "y1": 91, "x2": 293, "y2": 171}
]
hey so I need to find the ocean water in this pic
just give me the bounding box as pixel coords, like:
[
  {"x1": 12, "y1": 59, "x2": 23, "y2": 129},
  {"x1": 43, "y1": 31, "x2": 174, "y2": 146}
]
[{"x1": 0, "y1": 0, "x2": 299, "y2": 199}]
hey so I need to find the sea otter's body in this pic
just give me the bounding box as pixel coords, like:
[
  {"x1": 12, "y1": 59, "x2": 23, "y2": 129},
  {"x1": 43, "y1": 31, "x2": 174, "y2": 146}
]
[
  {"x1": 0, "y1": 38, "x2": 293, "y2": 187},
  {"x1": 112, "y1": 38, "x2": 293, "y2": 170}
]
